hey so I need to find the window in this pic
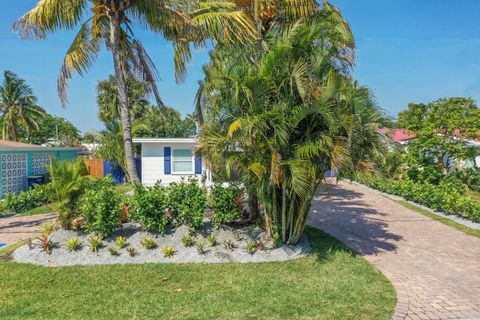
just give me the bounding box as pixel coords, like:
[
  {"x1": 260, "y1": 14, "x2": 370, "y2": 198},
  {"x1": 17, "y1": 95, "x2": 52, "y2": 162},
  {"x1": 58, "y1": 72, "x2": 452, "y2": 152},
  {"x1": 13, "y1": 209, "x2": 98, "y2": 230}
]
[{"x1": 172, "y1": 149, "x2": 193, "y2": 173}]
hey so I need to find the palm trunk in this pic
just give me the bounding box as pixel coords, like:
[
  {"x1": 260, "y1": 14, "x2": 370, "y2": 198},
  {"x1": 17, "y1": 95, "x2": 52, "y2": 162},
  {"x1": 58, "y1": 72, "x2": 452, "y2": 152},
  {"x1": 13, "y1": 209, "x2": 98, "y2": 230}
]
[{"x1": 109, "y1": 6, "x2": 140, "y2": 183}]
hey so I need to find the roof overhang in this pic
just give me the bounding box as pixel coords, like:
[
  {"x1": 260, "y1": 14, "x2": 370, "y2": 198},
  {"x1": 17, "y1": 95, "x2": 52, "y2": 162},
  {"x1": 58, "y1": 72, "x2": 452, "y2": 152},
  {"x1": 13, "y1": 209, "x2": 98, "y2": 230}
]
[
  {"x1": 132, "y1": 138, "x2": 198, "y2": 144},
  {"x1": 0, "y1": 147, "x2": 81, "y2": 152}
]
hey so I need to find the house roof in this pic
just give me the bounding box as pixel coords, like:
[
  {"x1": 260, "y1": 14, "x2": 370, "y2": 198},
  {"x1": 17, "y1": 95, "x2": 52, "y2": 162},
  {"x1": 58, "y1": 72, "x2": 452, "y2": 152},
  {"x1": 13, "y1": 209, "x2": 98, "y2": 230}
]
[
  {"x1": 0, "y1": 140, "x2": 80, "y2": 152},
  {"x1": 378, "y1": 128, "x2": 416, "y2": 143},
  {"x1": 132, "y1": 138, "x2": 198, "y2": 144}
]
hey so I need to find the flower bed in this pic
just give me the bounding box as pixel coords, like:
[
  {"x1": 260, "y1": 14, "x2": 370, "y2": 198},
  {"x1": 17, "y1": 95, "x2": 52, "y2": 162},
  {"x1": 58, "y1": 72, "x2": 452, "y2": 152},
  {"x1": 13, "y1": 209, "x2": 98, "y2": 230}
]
[
  {"x1": 12, "y1": 222, "x2": 310, "y2": 267},
  {"x1": 357, "y1": 175, "x2": 480, "y2": 222}
]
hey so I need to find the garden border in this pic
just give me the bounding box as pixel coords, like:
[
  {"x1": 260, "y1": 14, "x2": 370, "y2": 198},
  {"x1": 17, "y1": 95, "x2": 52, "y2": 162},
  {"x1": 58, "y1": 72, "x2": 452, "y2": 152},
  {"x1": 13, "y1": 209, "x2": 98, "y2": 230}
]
[{"x1": 347, "y1": 180, "x2": 480, "y2": 230}]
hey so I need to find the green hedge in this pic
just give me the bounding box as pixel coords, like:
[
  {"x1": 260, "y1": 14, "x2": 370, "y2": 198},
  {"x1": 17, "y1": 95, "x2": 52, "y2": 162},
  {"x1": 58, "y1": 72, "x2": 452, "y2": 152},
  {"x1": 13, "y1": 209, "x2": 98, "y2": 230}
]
[
  {"x1": 0, "y1": 186, "x2": 49, "y2": 213},
  {"x1": 357, "y1": 175, "x2": 480, "y2": 222}
]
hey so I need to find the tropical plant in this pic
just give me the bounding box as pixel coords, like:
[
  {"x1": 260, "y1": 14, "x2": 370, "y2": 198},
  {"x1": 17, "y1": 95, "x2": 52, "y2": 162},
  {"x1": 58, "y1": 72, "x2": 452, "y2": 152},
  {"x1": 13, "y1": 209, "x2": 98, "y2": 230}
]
[
  {"x1": 39, "y1": 223, "x2": 55, "y2": 237},
  {"x1": 131, "y1": 184, "x2": 169, "y2": 233},
  {"x1": 14, "y1": 0, "x2": 256, "y2": 183},
  {"x1": 115, "y1": 236, "x2": 127, "y2": 249},
  {"x1": 65, "y1": 237, "x2": 81, "y2": 251},
  {"x1": 108, "y1": 247, "x2": 120, "y2": 256},
  {"x1": 0, "y1": 71, "x2": 45, "y2": 141},
  {"x1": 140, "y1": 236, "x2": 157, "y2": 249},
  {"x1": 199, "y1": 10, "x2": 356, "y2": 244},
  {"x1": 81, "y1": 181, "x2": 121, "y2": 237},
  {"x1": 245, "y1": 240, "x2": 256, "y2": 254},
  {"x1": 97, "y1": 75, "x2": 150, "y2": 123},
  {"x1": 223, "y1": 238, "x2": 237, "y2": 251},
  {"x1": 88, "y1": 235, "x2": 102, "y2": 252},
  {"x1": 46, "y1": 158, "x2": 87, "y2": 229},
  {"x1": 163, "y1": 246, "x2": 175, "y2": 258},
  {"x1": 37, "y1": 234, "x2": 52, "y2": 255},
  {"x1": 207, "y1": 233, "x2": 217, "y2": 247},
  {"x1": 126, "y1": 246, "x2": 137, "y2": 257},
  {"x1": 196, "y1": 241, "x2": 206, "y2": 255},
  {"x1": 19, "y1": 113, "x2": 80, "y2": 146},
  {"x1": 209, "y1": 183, "x2": 243, "y2": 225},
  {"x1": 181, "y1": 235, "x2": 195, "y2": 247}
]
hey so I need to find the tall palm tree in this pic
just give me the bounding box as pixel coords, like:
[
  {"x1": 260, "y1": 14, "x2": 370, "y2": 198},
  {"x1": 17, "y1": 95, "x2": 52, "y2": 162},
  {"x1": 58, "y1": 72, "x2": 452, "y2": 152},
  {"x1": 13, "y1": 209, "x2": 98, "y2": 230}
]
[
  {"x1": 13, "y1": 0, "x2": 256, "y2": 183},
  {"x1": 0, "y1": 71, "x2": 45, "y2": 141},
  {"x1": 200, "y1": 13, "x2": 356, "y2": 243}
]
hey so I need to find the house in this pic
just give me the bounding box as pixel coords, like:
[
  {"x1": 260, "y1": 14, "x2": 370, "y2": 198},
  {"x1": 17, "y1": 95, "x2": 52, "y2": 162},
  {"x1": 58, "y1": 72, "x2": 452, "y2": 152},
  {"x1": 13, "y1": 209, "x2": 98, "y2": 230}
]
[
  {"x1": 132, "y1": 138, "x2": 212, "y2": 186},
  {"x1": 377, "y1": 128, "x2": 416, "y2": 150},
  {"x1": 0, "y1": 140, "x2": 79, "y2": 197}
]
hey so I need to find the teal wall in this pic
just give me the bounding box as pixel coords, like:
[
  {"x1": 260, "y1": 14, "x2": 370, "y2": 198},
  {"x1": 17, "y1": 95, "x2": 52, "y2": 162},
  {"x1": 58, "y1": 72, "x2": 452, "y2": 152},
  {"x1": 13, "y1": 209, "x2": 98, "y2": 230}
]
[{"x1": 0, "y1": 149, "x2": 78, "y2": 197}]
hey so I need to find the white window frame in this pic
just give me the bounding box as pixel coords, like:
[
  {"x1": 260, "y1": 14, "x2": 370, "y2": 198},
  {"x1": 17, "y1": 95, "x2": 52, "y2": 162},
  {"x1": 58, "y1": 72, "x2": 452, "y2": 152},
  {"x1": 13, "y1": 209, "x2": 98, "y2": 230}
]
[{"x1": 171, "y1": 147, "x2": 194, "y2": 174}]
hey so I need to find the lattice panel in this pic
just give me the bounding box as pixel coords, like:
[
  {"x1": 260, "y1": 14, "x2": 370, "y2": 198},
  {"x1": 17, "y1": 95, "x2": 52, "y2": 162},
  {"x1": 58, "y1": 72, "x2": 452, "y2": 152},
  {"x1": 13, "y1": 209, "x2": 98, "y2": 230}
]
[
  {"x1": 31, "y1": 153, "x2": 50, "y2": 175},
  {"x1": 1, "y1": 153, "x2": 27, "y2": 194}
]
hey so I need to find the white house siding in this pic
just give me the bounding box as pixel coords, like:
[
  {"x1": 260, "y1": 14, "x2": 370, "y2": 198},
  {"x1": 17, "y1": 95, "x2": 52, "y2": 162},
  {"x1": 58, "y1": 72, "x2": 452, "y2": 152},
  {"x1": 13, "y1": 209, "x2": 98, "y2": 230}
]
[{"x1": 139, "y1": 140, "x2": 211, "y2": 186}]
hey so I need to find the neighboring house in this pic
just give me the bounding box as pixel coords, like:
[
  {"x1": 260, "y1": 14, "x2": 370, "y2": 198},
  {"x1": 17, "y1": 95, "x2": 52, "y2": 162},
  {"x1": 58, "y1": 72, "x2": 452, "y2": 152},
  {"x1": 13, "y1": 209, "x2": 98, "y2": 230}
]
[
  {"x1": 133, "y1": 138, "x2": 212, "y2": 186},
  {"x1": 0, "y1": 140, "x2": 79, "y2": 197},
  {"x1": 378, "y1": 128, "x2": 480, "y2": 170},
  {"x1": 377, "y1": 128, "x2": 416, "y2": 150}
]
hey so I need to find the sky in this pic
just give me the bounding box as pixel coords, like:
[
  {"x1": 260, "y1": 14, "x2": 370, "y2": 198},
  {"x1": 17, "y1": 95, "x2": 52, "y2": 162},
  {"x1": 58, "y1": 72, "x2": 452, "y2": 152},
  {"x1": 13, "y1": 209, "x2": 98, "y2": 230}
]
[{"x1": 1, "y1": 1, "x2": 479, "y2": 133}]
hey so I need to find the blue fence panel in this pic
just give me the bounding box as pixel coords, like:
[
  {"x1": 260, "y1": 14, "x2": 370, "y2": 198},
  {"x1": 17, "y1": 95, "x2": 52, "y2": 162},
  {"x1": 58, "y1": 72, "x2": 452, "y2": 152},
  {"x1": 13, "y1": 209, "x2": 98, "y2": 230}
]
[
  {"x1": 135, "y1": 157, "x2": 142, "y2": 182},
  {"x1": 103, "y1": 160, "x2": 126, "y2": 184}
]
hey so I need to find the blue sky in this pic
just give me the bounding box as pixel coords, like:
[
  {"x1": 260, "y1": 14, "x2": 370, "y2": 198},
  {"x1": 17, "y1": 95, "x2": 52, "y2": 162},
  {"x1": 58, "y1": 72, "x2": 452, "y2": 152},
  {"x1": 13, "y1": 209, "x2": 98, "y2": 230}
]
[{"x1": 1, "y1": 1, "x2": 479, "y2": 133}]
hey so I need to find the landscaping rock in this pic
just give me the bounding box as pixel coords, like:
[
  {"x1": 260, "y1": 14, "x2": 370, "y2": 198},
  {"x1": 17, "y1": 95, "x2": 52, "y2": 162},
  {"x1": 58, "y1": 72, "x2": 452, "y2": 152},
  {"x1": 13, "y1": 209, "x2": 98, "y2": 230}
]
[{"x1": 12, "y1": 222, "x2": 310, "y2": 267}]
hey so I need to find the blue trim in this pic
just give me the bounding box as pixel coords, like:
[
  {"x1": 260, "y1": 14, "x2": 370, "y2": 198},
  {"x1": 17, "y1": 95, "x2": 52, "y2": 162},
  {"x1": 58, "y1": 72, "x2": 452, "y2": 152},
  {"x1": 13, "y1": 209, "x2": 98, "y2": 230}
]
[
  {"x1": 194, "y1": 153, "x2": 202, "y2": 174},
  {"x1": 164, "y1": 147, "x2": 171, "y2": 175}
]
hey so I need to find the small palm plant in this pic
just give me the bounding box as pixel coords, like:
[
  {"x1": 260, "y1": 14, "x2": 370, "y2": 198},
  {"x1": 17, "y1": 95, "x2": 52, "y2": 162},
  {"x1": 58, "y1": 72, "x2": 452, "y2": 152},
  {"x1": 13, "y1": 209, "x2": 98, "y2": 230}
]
[{"x1": 88, "y1": 235, "x2": 102, "y2": 253}]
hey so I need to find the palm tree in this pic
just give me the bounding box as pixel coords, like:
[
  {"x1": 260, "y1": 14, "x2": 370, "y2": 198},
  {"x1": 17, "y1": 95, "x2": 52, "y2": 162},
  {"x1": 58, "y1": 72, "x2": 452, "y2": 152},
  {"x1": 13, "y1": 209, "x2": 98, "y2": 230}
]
[
  {"x1": 13, "y1": 0, "x2": 256, "y2": 183},
  {"x1": 0, "y1": 71, "x2": 45, "y2": 141},
  {"x1": 200, "y1": 13, "x2": 356, "y2": 243}
]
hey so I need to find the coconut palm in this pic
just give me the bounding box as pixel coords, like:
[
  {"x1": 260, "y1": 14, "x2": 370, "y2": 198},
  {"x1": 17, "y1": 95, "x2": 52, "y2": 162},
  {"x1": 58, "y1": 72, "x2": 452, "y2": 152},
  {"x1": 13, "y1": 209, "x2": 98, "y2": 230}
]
[
  {"x1": 13, "y1": 0, "x2": 256, "y2": 182},
  {"x1": 0, "y1": 71, "x2": 45, "y2": 141},
  {"x1": 199, "y1": 13, "x2": 356, "y2": 243}
]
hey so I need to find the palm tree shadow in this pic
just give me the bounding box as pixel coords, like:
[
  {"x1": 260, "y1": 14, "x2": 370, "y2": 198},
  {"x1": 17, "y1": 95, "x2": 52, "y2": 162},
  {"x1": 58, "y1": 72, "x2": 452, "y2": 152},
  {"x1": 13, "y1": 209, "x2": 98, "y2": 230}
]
[{"x1": 308, "y1": 183, "x2": 402, "y2": 256}]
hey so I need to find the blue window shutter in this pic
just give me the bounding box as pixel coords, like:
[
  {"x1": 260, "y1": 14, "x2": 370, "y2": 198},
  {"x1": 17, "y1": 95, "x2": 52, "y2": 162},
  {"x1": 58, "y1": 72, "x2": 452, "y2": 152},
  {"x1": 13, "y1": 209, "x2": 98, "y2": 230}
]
[
  {"x1": 164, "y1": 147, "x2": 171, "y2": 175},
  {"x1": 194, "y1": 153, "x2": 202, "y2": 174}
]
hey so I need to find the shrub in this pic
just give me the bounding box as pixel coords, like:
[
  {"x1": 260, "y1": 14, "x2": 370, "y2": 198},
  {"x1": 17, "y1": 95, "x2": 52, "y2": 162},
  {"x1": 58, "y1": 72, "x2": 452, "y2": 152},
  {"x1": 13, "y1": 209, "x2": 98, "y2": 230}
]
[
  {"x1": 108, "y1": 247, "x2": 119, "y2": 256},
  {"x1": 0, "y1": 185, "x2": 49, "y2": 213},
  {"x1": 357, "y1": 174, "x2": 480, "y2": 222},
  {"x1": 207, "y1": 234, "x2": 217, "y2": 247},
  {"x1": 209, "y1": 183, "x2": 243, "y2": 225},
  {"x1": 126, "y1": 246, "x2": 137, "y2": 257},
  {"x1": 196, "y1": 241, "x2": 206, "y2": 255},
  {"x1": 163, "y1": 246, "x2": 174, "y2": 258},
  {"x1": 81, "y1": 183, "x2": 121, "y2": 237},
  {"x1": 46, "y1": 158, "x2": 87, "y2": 229},
  {"x1": 88, "y1": 235, "x2": 102, "y2": 252},
  {"x1": 167, "y1": 177, "x2": 206, "y2": 229},
  {"x1": 140, "y1": 236, "x2": 157, "y2": 249},
  {"x1": 131, "y1": 184, "x2": 169, "y2": 233},
  {"x1": 245, "y1": 240, "x2": 256, "y2": 255},
  {"x1": 65, "y1": 237, "x2": 80, "y2": 251},
  {"x1": 115, "y1": 236, "x2": 127, "y2": 249},
  {"x1": 181, "y1": 235, "x2": 195, "y2": 247}
]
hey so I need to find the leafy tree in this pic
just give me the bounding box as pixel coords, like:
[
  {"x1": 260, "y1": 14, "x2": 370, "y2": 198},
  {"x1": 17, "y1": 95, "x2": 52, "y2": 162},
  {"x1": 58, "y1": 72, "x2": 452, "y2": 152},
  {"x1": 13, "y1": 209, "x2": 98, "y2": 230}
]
[
  {"x1": 19, "y1": 114, "x2": 80, "y2": 146},
  {"x1": 0, "y1": 71, "x2": 45, "y2": 141},
  {"x1": 14, "y1": 0, "x2": 256, "y2": 183},
  {"x1": 82, "y1": 130, "x2": 101, "y2": 144},
  {"x1": 137, "y1": 107, "x2": 196, "y2": 138},
  {"x1": 200, "y1": 7, "x2": 357, "y2": 244},
  {"x1": 398, "y1": 97, "x2": 480, "y2": 173}
]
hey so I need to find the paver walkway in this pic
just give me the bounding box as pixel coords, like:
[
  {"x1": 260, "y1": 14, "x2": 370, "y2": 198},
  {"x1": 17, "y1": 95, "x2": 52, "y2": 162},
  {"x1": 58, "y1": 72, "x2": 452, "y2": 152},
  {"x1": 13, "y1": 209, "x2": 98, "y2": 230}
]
[
  {"x1": 0, "y1": 213, "x2": 57, "y2": 248},
  {"x1": 308, "y1": 181, "x2": 480, "y2": 320}
]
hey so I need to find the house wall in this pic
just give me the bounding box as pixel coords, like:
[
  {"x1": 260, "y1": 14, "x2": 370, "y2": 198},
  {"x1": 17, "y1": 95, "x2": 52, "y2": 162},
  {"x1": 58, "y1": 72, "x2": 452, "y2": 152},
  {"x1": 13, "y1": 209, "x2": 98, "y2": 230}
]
[
  {"x1": 0, "y1": 150, "x2": 78, "y2": 197},
  {"x1": 141, "y1": 142, "x2": 210, "y2": 186}
]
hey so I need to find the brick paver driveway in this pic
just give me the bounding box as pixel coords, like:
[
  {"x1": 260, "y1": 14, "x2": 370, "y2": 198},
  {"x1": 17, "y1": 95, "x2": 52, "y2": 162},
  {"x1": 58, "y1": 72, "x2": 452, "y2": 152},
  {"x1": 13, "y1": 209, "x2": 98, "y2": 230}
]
[
  {"x1": 308, "y1": 181, "x2": 480, "y2": 320},
  {"x1": 0, "y1": 213, "x2": 56, "y2": 248}
]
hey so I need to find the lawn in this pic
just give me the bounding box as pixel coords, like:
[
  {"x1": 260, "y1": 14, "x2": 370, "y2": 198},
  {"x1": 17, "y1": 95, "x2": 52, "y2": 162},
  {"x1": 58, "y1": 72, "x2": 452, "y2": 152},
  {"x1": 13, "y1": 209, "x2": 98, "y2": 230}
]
[{"x1": 0, "y1": 227, "x2": 395, "y2": 320}]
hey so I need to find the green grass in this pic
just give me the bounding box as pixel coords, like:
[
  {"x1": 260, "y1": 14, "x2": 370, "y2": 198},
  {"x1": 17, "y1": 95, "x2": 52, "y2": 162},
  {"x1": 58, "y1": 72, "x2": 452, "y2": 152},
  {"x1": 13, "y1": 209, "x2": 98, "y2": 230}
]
[
  {"x1": 0, "y1": 227, "x2": 395, "y2": 320},
  {"x1": 18, "y1": 205, "x2": 52, "y2": 216},
  {"x1": 394, "y1": 200, "x2": 480, "y2": 238}
]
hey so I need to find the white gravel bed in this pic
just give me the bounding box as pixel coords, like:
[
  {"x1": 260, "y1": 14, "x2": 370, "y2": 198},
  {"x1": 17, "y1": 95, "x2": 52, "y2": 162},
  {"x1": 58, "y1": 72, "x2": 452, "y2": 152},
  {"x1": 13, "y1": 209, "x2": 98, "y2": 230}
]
[{"x1": 12, "y1": 222, "x2": 310, "y2": 267}]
